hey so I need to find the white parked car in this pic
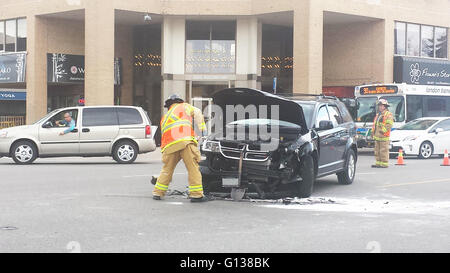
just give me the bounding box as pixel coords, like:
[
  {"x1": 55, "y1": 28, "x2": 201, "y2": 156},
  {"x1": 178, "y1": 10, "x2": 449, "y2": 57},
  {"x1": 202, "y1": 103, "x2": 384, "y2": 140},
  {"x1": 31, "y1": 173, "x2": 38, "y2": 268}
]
[
  {"x1": 390, "y1": 117, "x2": 450, "y2": 159},
  {"x1": 0, "y1": 106, "x2": 157, "y2": 164}
]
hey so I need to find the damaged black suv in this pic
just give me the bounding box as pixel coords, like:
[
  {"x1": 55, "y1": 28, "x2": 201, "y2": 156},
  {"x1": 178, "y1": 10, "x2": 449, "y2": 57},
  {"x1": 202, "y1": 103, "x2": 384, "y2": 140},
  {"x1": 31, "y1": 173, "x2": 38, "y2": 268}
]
[{"x1": 200, "y1": 88, "x2": 357, "y2": 200}]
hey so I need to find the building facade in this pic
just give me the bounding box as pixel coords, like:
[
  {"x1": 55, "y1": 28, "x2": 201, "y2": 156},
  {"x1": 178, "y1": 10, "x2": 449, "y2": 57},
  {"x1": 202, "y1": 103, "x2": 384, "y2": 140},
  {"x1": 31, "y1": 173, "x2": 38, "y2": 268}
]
[{"x1": 0, "y1": 0, "x2": 449, "y2": 126}]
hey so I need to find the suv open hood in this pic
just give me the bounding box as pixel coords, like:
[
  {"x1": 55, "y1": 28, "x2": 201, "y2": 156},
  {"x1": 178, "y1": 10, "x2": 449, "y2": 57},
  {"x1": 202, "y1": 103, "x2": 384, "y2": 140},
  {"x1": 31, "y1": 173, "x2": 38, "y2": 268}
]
[{"x1": 212, "y1": 88, "x2": 309, "y2": 134}]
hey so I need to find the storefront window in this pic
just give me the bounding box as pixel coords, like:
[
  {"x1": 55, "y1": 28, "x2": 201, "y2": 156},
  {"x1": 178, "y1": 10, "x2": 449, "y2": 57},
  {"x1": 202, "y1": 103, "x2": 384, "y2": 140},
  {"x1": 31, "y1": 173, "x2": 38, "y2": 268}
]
[
  {"x1": 421, "y1": 25, "x2": 434, "y2": 57},
  {"x1": 17, "y1": 18, "x2": 27, "y2": 52},
  {"x1": 395, "y1": 22, "x2": 406, "y2": 55},
  {"x1": 435, "y1": 27, "x2": 448, "y2": 59},
  {"x1": 5, "y1": 20, "x2": 16, "y2": 52},
  {"x1": 186, "y1": 21, "x2": 236, "y2": 74}
]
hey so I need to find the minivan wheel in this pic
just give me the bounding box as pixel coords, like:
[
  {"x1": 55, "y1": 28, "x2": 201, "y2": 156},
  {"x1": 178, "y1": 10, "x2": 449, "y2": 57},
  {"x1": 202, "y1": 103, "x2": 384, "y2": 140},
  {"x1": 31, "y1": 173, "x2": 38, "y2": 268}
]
[
  {"x1": 418, "y1": 141, "x2": 433, "y2": 159},
  {"x1": 337, "y1": 149, "x2": 356, "y2": 185},
  {"x1": 113, "y1": 141, "x2": 138, "y2": 164},
  {"x1": 11, "y1": 141, "x2": 38, "y2": 165},
  {"x1": 297, "y1": 155, "x2": 315, "y2": 198}
]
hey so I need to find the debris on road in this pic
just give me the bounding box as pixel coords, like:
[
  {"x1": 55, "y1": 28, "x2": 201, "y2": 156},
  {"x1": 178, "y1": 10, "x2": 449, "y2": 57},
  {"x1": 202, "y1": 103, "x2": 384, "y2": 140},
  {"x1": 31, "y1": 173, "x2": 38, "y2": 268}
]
[{"x1": 1, "y1": 226, "x2": 18, "y2": 231}]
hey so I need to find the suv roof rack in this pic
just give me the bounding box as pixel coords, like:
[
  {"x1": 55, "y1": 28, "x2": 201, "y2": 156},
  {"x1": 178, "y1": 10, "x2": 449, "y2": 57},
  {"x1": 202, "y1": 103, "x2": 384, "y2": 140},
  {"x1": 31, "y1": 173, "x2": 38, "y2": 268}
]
[{"x1": 277, "y1": 93, "x2": 339, "y2": 100}]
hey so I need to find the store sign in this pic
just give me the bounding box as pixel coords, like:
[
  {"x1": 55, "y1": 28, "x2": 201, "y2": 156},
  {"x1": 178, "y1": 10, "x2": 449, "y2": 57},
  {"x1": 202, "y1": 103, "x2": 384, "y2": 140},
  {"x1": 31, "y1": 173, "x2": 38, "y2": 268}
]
[
  {"x1": 394, "y1": 56, "x2": 450, "y2": 86},
  {"x1": 0, "y1": 53, "x2": 27, "y2": 83},
  {"x1": 0, "y1": 90, "x2": 27, "y2": 101},
  {"x1": 47, "y1": 53, "x2": 122, "y2": 85},
  {"x1": 360, "y1": 85, "x2": 399, "y2": 95}
]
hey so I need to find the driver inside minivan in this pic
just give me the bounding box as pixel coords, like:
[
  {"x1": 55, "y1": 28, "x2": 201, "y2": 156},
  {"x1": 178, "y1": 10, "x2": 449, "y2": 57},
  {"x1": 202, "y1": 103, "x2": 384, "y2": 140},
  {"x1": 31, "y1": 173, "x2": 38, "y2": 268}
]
[{"x1": 56, "y1": 113, "x2": 76, "y2": 136}]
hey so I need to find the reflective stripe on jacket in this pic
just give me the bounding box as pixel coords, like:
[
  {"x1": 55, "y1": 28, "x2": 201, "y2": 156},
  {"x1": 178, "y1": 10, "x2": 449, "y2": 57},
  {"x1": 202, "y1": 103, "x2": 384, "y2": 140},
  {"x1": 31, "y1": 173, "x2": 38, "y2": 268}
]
[
  {"x1": 160, "y1": 103, "x2": 202, "y2": 152},
  {"x1": 372, "y1": 110, "x2": 394, "y2": 141}
]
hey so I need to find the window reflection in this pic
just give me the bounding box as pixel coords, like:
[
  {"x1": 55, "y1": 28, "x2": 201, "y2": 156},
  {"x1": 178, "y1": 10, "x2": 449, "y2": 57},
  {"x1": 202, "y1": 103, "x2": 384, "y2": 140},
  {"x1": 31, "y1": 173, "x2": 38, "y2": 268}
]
[
  {"x1": 395, "y1": 22, "x2": 406, "y2": 55},
  {"x1": 421, "y1": 25, "x2": 434, "y2": 57},
  {"x1": 435, "y1": 27, "x2": 448, "y2": 59},
  {"x1": 5, "y1": 20, "x2": 16, "y2": 52},
  {"x1": 406, "y1": 24, "x2": 420, "y2": 57},
  {"x1": 186, "y1": 21, "x2": 236, "y2": 74}
]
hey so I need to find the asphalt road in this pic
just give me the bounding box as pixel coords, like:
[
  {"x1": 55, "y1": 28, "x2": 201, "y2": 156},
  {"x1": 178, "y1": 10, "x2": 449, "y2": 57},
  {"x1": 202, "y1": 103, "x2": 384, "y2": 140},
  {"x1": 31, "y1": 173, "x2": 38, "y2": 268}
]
[{"x1": 0, "y1": 149, "x2": 449, "y2": 253}]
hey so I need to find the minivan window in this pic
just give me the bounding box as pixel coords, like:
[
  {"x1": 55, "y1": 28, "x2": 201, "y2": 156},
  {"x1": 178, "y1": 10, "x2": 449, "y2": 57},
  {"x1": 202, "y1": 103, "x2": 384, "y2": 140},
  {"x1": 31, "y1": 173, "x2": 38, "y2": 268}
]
[
  {"x1": 83, "y1": 108, "x2": 118, "y2": 127},
  {"x1": 117, "y1": 108, "x2": 143, "y2": 125}
]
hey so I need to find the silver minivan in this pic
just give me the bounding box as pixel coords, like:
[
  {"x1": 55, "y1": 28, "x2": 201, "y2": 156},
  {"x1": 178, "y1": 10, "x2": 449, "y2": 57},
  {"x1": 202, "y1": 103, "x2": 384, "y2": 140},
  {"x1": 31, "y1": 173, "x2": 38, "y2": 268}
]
[{"x1": 0, "y1": 106, "x2": 157, "y2": 164}]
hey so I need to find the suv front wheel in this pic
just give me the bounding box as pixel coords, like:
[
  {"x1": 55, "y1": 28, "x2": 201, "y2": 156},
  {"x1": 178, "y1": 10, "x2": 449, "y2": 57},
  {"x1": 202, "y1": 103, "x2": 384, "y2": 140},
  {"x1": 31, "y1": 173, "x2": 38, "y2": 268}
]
[
  {"x1": 11, "y1": 140, "x2": 38, "y2": 165},
  {"x1": 113, "y1": 140, "x2": 138, "y2": 164},
  {"x1": 297, "y1": 155, "x2": 315, "y2": 198}
]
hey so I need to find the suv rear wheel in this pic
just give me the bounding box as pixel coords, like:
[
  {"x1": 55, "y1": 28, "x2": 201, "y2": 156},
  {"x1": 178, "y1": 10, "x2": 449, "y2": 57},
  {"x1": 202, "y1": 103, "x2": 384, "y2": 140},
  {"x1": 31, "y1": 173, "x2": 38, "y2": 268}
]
[
  {"x1": 11, "y1": 140, "x2": 38, "y2": 165},
  {"x1": 297, "y1": 155, "x2": 315, "y2": 198},
  {"x1": 113, "y1": 140, "x2": 138, "y2": 164},
  {"x1": 337, "y1": 149, "x2": 356, "y2": 185}
]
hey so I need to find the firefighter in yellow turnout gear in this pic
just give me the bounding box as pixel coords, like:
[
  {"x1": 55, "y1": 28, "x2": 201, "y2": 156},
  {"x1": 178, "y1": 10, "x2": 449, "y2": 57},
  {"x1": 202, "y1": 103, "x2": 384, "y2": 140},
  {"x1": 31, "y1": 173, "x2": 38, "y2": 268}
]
[
  {"x1": 152, "y1": 94, "x2": 208, "y2": 202},
  {"x1": 371, "y1": 99, "x2": 394, "y2": 168}
]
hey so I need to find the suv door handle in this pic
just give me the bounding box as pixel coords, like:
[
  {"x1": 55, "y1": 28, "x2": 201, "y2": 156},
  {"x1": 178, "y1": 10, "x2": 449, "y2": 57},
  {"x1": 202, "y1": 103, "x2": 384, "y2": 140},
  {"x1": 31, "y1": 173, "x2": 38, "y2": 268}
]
[
  {"x1": 82, "y1": 128, "x2": 90, "y2": 133},
  {"x1": 72, "y1": 129, "x2": 79, "y2": 133}
]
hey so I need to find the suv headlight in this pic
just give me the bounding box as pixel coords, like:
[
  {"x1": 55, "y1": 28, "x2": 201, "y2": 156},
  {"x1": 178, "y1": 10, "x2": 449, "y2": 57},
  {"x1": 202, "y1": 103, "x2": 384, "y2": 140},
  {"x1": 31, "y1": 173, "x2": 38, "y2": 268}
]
[
  {"x1": 202, "y1": 141, "x2": 220, "y2": 153},
  {"x1": 0, "y1": 130, "x2": 8, "y2": 138},
  {"x1": 403, "y1": 136, "x2": 418, "y2": 142}
]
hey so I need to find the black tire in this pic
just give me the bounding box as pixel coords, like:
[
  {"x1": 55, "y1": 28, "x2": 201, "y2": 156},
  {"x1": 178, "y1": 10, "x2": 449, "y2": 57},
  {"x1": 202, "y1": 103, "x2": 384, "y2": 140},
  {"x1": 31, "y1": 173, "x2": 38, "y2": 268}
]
[
  {"x1": 418, "y1": 141, "x2": 433, "y2": 159},
  {"x1": 337, "y1": 149, "x2": 357, "y2": 185},
  {"x1": 112, "y1": 140, "x2": 138, "y2": 164},
  {"x1": 202, "y1": 175, "x2": 222, "y2": 195},
  {"x1": 11, "y1": 140, "x2": 38, "y2": 165},
  {"x1": 297, "y1": 155, "x2": 315, "y2": 198}
]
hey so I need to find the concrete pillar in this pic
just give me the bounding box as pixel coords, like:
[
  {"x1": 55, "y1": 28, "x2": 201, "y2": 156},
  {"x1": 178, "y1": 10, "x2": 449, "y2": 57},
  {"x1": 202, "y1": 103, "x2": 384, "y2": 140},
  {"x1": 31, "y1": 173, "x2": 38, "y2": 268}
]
[
  {"x1": 26, "y1": 15, "x2": 48, "y2": 124},
  {"x1": 382, "y1": 19, "x2": 394, "y2": 83},
  {"x1": 161, "y1": 16, "x2": 186, "y2": 113},
  {"x1": 293, "y1": 1, "x2": 323, "y2": 94},
  {"x1": 236, "y1": 17, "x2": 260, "y2": 88},
  {"x1": 85, "y1": 1, "x2": 115, "y2": 106}
]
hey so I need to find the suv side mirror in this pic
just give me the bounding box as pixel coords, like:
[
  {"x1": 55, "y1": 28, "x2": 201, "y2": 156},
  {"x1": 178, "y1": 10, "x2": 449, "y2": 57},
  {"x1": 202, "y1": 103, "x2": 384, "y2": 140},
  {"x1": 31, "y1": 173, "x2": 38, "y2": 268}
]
[
  {"x1": 42, "y1": 121, "x2": 52, "y2": 128},
  {"x1": 318, "y1": 120, "x2": 334, "y2": 131},
  {"x1": 435, "y1": 128, "x2": 444, "y2": 134}
]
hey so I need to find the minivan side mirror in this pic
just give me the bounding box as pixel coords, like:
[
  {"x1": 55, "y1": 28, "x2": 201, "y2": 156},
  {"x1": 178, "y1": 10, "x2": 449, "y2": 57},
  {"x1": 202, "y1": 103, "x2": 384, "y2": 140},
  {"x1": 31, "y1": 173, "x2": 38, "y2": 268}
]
[
  {"x1": 42, "y1": 121, "x2": 52, "y2": 128},
  {"x1": 435, "y1": 128, "x2": 444, "y2": 134},
  {"x1": 318, "y1": 120, "x2": 334, "y2": 131}
]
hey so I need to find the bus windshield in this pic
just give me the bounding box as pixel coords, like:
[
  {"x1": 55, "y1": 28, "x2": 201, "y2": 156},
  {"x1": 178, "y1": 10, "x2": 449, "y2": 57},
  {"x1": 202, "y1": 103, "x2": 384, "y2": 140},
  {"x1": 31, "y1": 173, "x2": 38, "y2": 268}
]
[
  {"x1": 356, "y1": 97, "x2": 377, "y2": 123},
  {"x1": 356, "y1": 96, "x2": 405, "y2": 123},
  {"x1": 382, "y1": 96, "x2": 405, "y2": 122}
]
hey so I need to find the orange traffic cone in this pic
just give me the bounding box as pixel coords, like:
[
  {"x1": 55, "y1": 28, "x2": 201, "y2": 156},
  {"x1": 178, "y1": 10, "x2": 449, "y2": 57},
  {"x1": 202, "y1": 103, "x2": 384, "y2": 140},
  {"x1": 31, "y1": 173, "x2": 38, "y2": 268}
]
[
  {"x1": 395, "y1": 149, "x2": 405, "y2": 166},
  {"x1": 442, "y1": 149, "x2": 450, "y2": 166}
]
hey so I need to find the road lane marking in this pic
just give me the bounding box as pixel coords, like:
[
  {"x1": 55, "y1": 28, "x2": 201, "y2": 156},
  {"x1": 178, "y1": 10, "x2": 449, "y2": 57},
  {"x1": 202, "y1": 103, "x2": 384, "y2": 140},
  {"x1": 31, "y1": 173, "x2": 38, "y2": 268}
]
[{"x1": 378, "y1": 178, "x2": 450, "y2": 188}]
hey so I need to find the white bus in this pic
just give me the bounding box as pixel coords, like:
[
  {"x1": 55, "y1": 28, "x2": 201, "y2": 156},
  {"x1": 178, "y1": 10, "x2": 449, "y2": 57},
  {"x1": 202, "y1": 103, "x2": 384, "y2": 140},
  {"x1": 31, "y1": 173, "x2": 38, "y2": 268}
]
[{"x1": 354, "y1": 83, "x2": 450, "y2": 148}]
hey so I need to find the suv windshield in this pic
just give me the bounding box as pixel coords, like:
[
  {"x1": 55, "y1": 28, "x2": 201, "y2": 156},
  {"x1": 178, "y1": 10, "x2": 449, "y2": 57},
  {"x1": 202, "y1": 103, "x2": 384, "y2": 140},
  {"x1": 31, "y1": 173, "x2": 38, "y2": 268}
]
[
  {"x1": 227, "y1": 119, "x2": 301, "y2": 129},
  {"x1": 297, "y1": 103, "x2": 315, "y2": 129},
  {"x1": 398, "y1": 119, "x2": 437, "y2": 130}
]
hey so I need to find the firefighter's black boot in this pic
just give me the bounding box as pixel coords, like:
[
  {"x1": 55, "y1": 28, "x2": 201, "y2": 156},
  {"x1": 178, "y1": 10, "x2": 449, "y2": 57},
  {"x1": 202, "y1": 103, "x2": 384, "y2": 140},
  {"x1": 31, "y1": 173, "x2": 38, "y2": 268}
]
[
  {"x1": 150, "y1": 175, "x2": 158, "y2": 185},
  {"x1": 190, "y1": 196, "x2": 208, "y2": 203}
]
